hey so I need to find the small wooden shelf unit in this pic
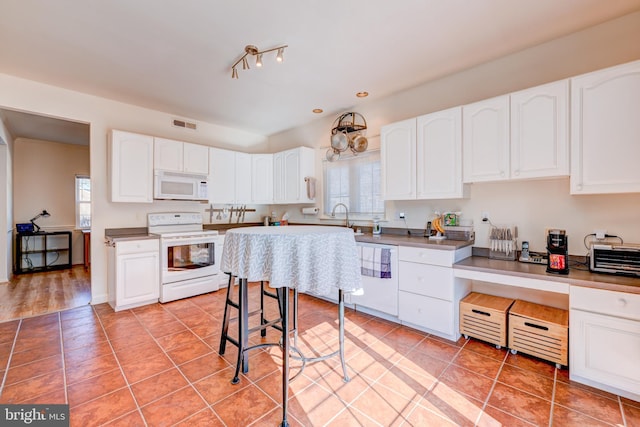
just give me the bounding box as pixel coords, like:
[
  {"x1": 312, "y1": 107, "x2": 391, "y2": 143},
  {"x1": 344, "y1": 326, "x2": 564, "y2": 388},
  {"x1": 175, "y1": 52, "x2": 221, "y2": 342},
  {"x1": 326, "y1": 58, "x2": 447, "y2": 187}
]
[
  {"x1": 460, "y1": 292, "x2": 515, "y2": 349},
  {"x1": 15, "y1": 231, "x2": 73, "y2": 274},
  {"x1": 508, "y1": 299, "x2": 569, "y2": 367}
]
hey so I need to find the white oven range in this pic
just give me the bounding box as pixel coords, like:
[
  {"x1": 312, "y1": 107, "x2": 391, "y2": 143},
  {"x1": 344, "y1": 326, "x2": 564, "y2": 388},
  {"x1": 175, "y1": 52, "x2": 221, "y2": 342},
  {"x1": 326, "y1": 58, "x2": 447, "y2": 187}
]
[{"x1": 148, "y1": 212, "x2": 222, "y2": 303}]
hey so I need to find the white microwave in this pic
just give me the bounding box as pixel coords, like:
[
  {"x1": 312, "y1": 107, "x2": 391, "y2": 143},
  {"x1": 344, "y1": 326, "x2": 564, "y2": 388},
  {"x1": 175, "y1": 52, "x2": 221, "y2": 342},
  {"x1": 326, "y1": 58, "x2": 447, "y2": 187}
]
[{"x1": 154, "y1": 170, "x2": 209, "y2": 201}]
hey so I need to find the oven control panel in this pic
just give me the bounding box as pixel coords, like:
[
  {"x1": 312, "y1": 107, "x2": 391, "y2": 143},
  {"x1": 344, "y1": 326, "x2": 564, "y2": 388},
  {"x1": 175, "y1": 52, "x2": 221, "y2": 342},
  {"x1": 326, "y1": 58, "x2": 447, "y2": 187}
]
[{"x1": 148, "y1": 212, "x2": 202, "y2": 227}]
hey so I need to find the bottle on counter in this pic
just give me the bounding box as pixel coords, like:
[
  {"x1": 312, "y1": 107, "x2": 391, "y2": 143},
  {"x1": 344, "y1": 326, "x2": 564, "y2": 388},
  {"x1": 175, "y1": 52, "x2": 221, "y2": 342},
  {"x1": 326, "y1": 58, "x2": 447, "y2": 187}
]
[{"x1": 372, "y1": 218, "x2": 381, "y2": 235}]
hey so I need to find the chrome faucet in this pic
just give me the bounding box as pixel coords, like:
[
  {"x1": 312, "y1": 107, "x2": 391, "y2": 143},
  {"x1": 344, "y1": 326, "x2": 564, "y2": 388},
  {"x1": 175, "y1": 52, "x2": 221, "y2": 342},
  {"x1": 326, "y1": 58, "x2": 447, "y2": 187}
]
[{"x1": 331, "y1": 203, "x2": 350, "y2": 228}]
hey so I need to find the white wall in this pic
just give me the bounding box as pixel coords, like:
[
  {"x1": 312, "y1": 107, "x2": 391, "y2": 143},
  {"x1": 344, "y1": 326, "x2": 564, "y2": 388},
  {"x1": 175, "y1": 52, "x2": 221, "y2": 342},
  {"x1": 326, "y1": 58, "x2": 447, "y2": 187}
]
[
  {"x1": 13, "y1": 138, "x2": 90, "y2": 265},
  {"x1": 0, "y1": 116, "x2": 13, "y2": 282},
  {"x1": 0, "y1": 77, "x2": 268, "y2": 303},
  {"x1": 269, "y1": 11, "x2": 640, "y2": 256}
]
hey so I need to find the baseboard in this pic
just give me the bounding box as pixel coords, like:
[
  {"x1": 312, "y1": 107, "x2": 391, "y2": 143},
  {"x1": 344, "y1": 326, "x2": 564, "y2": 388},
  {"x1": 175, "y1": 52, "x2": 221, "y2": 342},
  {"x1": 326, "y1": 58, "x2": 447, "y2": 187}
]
[{"x1": 91, "y1": 293, "x2": 108, "y2": 305}]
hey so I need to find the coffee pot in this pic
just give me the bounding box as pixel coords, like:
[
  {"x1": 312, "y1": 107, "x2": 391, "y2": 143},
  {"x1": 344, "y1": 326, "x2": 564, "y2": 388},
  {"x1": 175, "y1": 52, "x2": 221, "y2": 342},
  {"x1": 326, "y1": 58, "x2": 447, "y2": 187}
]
[{"x1": 546, "y1": 229, "x2": 569, "y2": 274}]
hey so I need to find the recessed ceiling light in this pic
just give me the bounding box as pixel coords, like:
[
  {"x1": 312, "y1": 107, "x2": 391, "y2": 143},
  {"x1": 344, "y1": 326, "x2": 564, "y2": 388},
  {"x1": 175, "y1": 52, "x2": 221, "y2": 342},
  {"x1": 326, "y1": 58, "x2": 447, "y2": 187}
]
[
  {"x1": 312, "y1": 108, "x2": 323, "y2": 114},
  {"x1": 356, "y1": 91, "x2": 369, "y2": 98}
]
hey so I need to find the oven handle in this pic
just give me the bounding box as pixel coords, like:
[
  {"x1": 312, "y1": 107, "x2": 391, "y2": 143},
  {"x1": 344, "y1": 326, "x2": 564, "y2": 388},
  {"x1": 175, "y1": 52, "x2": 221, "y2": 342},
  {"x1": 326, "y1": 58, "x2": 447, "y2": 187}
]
[{"x1": 162, "y1": 237, "x2": 219, "y2": 245}]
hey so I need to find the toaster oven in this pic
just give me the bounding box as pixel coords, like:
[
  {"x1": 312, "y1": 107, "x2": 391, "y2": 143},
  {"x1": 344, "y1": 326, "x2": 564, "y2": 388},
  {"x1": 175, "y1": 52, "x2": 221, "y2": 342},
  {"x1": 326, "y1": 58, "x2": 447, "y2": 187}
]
[{"x1": 590, "y1": 243, "x2": 640, "y2": 277}]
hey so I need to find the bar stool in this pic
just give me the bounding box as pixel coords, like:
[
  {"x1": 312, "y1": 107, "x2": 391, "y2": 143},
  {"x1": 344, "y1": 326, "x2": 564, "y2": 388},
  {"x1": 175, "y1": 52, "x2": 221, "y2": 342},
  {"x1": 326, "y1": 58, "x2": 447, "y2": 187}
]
[{"x1": 218, "y1": 274, "x2": 298, "y2": 384}]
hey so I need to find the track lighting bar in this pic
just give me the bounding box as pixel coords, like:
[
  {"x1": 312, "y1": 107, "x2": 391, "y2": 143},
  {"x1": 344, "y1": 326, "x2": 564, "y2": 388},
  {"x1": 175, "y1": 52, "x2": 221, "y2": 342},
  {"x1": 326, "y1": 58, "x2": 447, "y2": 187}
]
[{"x1": 231, "y1": 44, "x2": 288, "y2": 79}]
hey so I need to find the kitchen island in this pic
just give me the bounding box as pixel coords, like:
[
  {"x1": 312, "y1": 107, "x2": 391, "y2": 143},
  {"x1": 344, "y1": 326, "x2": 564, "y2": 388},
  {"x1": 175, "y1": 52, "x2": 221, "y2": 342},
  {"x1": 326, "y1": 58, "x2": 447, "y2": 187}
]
[{"x1": 220, "y1": 225, "x2": 362, "y2": 427}]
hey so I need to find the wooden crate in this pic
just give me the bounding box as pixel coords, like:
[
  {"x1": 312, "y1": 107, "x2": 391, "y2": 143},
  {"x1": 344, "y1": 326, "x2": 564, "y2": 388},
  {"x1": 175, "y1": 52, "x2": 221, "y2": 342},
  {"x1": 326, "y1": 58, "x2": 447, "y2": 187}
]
[
  {"x1": 508, "y1": 299, "x2": 569, "y2": 367},
  {"x1": 460, "y1": 292, "x2": 515, "y2": 349}
]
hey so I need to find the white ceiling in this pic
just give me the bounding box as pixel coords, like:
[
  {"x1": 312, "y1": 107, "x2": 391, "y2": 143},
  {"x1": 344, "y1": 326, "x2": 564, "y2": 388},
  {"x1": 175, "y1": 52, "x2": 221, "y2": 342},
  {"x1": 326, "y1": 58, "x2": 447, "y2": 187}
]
[{"x1": 1, "y1": 0, "x2": 640, "y2": 139}]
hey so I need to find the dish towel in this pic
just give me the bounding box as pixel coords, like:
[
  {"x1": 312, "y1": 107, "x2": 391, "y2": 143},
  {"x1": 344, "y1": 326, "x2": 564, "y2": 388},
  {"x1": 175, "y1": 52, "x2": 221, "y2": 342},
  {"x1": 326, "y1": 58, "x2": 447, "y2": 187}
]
[
  {"x1": 360, "y1": 246, "x2": 392, "y2": 278},
  {"x1": 305, "y1": 177, "x2": 316, "y2": 199}
]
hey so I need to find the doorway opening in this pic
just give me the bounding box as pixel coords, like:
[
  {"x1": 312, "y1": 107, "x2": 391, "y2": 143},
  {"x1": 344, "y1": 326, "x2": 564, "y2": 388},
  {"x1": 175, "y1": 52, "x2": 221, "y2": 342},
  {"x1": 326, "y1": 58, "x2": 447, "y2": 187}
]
[{"x1": 0, "y1": 108, "x2": 91, "y2": 322}]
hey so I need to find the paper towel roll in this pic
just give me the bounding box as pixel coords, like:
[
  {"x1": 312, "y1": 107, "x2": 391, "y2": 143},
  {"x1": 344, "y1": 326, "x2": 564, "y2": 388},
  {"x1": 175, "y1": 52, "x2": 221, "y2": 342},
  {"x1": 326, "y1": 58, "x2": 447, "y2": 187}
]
[{"x1": 301, "y1": 207, "x2": 319, "y2": 215}]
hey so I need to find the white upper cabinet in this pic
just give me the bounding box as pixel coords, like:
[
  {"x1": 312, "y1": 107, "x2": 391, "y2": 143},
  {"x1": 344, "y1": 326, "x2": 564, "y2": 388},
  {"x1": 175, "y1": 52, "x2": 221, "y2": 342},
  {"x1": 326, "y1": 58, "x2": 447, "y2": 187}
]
[
  {"x1": 463, "y1": 81, "x2": 569, "y2": 183},
  {"x1": 570, "y1": 60, "x2": 640, "y2": 194},
  {"x1": 154, "y1": 137, "x2": 183, "y2": 172},
  {"x1": 381, "y1": 118, "x2": 416, "y2": 200},
  {"x1": 109, "y1": 130, "x2": 154, "y2": 203},
  {"x1": 154, "y1": 138, "x2": 209, "y2": 175},
  {"x1": 382, "y1": 111, "x2": 466, "y2": 200},
  {"x1": 273, "y1": 147, "x2": 315, "y2": 204},
  {"x1": 183, "y1": 142, "x2": 209, "y2": 174},
  {"x1": 208, "y1": 147, "x2": 236, "y2": 204},
  {"x1": 416, "y1": 107, "x2": 466, "y2": 199},
  {"x1": 234, "y1": 152, "x2": 252, "y2": 204},
  {"x1": 463, "y1": 95, "x2": 510, "y2": 183},
  {"x1": 511, "y1": 80, "x2": 569, "y2": 180},
  {"x1": 209, "y1": 147, "x2": 252, "y2": 204},
  {"x1": 251, "y1": 154, "x2": 273, "y2": 204},
  {"x1": 209, "y1": 147, "x2": 308, "y2": 205}
]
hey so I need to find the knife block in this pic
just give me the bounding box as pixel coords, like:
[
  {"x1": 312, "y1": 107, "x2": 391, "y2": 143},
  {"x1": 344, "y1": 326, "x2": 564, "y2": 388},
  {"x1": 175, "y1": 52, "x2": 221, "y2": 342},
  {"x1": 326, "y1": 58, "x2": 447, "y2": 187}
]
[{"x1": 489, "y1": 224, "x2": 517, "y2": 261}]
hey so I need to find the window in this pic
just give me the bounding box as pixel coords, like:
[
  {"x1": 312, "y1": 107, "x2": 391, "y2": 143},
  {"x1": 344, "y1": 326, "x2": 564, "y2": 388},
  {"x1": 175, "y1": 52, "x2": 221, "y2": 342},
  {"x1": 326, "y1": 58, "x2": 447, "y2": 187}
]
[
  {"x1": 323, "y1": 150, "x2": 384, "y2": 218},
  {"x1": 75, "y1": 175, "x2": 91, "y2": 229}
]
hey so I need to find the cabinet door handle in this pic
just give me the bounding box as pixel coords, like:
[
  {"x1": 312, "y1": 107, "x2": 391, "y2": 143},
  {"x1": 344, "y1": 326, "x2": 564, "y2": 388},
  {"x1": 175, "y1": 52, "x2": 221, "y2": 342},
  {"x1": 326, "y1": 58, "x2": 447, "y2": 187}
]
[
  {"x1": 618, "y1": 298, "x2": 627, "y2": 307},
  {"x1": 524, "y1": 322, "x2": 548, "y2": 331},
  {"x1": 472, "y1": 309, "x2": 490, "y2": 317}
]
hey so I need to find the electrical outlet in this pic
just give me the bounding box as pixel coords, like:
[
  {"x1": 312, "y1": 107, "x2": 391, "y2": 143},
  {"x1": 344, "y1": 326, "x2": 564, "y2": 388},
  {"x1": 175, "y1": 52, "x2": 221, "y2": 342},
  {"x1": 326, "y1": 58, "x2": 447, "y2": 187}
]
[
  {"x1": 398, "y1": 212, "x2": 405, "y2": 219},
  {"x1": 594, "y1": 229, "x2": 607, "y2": 240}
]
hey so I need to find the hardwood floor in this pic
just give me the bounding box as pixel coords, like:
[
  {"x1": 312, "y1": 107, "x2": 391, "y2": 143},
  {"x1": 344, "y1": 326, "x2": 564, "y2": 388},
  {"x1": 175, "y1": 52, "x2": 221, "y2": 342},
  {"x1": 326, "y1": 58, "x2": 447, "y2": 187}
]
[{"x1": 0, "y1": 266, "x2": 91, "y2": 323}]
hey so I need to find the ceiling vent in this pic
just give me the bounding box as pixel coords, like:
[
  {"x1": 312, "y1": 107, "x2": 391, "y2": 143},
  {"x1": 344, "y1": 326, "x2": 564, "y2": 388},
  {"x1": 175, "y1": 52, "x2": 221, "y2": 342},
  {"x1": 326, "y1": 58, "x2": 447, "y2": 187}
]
[{"x1": 172, "y1": 119, "x2": 197, "y2": 130}]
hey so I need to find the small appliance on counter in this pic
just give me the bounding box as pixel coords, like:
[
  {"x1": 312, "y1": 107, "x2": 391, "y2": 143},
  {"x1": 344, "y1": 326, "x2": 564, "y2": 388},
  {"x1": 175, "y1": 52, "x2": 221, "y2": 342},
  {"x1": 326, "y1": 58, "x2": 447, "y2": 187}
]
[
  {"x1": 546, "y1": 229, "x2": 569, "y2": 274},
  {"x1": 518, "y1": 241, "x2": 548, "y2": 265},
  {"x1": 590, "y1": 243, "x2": 640, "y2": 277}
]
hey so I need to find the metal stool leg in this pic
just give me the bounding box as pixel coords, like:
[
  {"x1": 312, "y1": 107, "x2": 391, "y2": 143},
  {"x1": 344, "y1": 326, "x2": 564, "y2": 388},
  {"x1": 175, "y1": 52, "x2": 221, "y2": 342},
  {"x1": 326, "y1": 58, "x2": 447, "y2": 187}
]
[
  {"x1": 278, "y1": 287, "x2": 290, "y2": 427},
  {"x1": 231, "y1": 278, "x2": 249, "y2": 384},
  {"x1": 338, "y1": 289, "x2": 350, "y2": 382},
  {"x1": 218, "y1": 274, "x2": 234, "y2": 355},
  {"x1": 260, "y1": 281, "x2": 267, "y2": 337}
]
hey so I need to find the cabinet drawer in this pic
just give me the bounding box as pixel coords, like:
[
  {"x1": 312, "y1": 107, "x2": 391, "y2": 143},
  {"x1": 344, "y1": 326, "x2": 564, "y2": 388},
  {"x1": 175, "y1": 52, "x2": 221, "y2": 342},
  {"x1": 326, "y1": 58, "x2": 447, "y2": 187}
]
[
  {"x1": 399, "y1": 291, "x2": 453, "y2": 336},
  {"x1": 399, "y1": 246, "x2": 454, "y2": 267},
  {"x1": 571, "y1": 286, "x2": 640, "y2": 321},
  {"x1": 399, "y1": 262, "x2": 453, "y2": 300},
  {"x1": 116, "y1": 239, "x2": 159, "y2": 255}
]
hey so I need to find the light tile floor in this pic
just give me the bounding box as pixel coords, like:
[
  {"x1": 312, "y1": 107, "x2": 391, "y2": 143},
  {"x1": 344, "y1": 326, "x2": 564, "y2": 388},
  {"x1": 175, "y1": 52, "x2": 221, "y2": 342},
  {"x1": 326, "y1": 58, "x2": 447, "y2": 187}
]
[{"x1": 0, "y1": 283, "x2": 638, "y2": 426}]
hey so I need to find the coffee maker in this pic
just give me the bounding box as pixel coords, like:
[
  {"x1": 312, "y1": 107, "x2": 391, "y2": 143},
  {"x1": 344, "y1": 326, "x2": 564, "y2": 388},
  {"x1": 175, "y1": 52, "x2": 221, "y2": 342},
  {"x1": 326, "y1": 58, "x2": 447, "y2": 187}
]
[{"x1": 546, "y1": 229, "x2": 569, "y2": 274}]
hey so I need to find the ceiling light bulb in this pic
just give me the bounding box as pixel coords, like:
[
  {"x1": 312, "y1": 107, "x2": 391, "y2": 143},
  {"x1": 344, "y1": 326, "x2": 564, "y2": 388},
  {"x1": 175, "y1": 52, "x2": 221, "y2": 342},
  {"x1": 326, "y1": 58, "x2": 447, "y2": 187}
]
[
  {"x1": 242, "y1": 57, "x2": 249, "y2": 70},
  {"x1": 276, "y1": 48, "x2": 284, "y2": 62},
  {"x1": 256, "y1": 53, "x2": 263, "y2": 67},
  {"x1": 231, "y1": 68, "x2": 238, "y2": 79}
]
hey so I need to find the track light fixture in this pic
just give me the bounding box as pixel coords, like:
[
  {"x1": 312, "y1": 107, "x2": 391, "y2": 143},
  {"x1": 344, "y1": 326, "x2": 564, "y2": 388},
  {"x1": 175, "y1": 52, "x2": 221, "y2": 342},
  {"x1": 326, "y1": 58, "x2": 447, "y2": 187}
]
[{"x1": 231, "y1": 44, "x2": 288, "y2": 79}]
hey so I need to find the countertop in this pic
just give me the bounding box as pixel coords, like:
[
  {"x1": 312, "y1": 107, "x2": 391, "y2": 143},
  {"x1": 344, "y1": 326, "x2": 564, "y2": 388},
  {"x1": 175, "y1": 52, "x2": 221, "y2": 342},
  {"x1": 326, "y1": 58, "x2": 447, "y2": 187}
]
[
  {"x1": 355, "y1": 233, "x2": 473, "y2": 250},
  {"x1": 104, "y1": 227, "x2": 158, "y2": 242},
  {"x1": 455, "y1": 256, "x2": 640, "y2": 295},
  {"x1": 103, "y1": 224, "x2": 639, "y2": 294}
]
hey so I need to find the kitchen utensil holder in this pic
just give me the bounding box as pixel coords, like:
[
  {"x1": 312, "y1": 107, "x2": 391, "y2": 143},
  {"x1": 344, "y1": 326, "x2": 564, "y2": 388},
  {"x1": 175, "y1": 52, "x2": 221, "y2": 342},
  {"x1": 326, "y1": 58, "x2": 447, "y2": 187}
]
[{"x1": 489, "y1": 224, "x2": 517, "y2": 261}]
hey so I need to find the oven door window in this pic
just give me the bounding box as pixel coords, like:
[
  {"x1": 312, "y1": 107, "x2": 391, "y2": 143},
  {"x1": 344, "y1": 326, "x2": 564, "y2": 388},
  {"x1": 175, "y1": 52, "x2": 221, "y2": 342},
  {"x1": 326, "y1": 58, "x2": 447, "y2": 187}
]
[{"x1": 167, "y1": 243, "x2": 214, "y2": 271}]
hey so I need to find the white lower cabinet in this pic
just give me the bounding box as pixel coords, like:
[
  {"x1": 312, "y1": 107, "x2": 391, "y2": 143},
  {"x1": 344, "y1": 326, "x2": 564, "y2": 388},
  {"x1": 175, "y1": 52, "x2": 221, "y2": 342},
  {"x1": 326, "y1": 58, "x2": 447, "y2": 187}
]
[
  {"x1": 570, "y1": 286, "x2": 640, "y2": 400},
  {"x1": 398, "y1": 246, "x2": 471, "y2": 341},
  {"x1": 399, "y1": 291, "x2": 454, "y2": 338},
  {"x1": 107, "y1": 239, "x2": 160, "y2": 311}
]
